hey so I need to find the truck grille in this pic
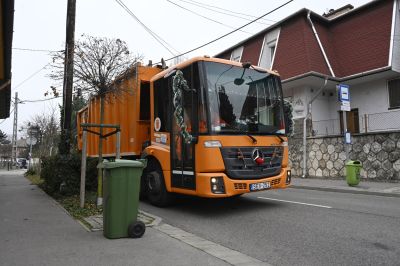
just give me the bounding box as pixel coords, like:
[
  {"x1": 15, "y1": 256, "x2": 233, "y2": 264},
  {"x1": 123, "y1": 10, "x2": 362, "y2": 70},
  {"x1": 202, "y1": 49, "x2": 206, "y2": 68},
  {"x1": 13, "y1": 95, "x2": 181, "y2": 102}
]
[
  {"x1": 234, "y1": 183, "x2": 247, "y2": 190},
  {"x1": 220, "y1": 147, "x2": 283, "y2": 180},
  {"x1": 271, "y1": 178, "x2": 281, "y2": 186}
]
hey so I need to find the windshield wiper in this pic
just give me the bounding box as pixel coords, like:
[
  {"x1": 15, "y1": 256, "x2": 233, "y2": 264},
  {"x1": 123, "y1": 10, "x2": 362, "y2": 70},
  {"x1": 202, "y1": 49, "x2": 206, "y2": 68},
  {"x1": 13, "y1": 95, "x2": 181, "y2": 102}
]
[
  {"x1": 275, "y1": 134, "x2": 285, "y2": 143},
  {"x1": 271, "y1": 132, "x2": 285, "y2": 143},
  {"x1": 245, "y1": 133, "x2": 257, "y2": 144}
]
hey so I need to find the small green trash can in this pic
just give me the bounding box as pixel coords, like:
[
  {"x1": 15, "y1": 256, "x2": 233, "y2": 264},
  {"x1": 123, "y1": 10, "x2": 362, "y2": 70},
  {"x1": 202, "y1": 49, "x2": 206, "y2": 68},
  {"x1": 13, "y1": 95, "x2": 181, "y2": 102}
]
[
  {"x1": 345, "y1": 160, "x2": 362, "y2": 186},
  {"x1": 99, "y1": 159, "x2": 146, "y2": 239}
]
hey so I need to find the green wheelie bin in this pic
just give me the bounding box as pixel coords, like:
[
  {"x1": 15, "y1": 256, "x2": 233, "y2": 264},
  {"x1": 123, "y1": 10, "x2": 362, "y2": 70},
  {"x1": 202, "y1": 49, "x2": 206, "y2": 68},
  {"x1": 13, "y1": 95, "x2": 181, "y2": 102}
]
[
  {"x1": 345, "y1": 160, "x2": 362, "y2": 186},
  {"x1": 100, "y1": 159, "x2": 146, "y2": 239}
]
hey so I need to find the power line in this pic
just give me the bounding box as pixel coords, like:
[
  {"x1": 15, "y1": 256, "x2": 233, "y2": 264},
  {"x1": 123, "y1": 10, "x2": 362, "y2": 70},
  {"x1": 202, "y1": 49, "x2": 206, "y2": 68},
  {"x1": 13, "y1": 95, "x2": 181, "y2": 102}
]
[
  {"x1": 166, "y1": 0, "x2": 253, "y2": 34},
  {"x1": 20, "y1": 96, "x2": 61, "y2": 103},
  {"x1": 175, "y1": 0, "x2": 273, "y2": 26},
  {"x1": 158, "y1": 0, "x2": 294, "y2": 64},
  {"x1": 12, "y1": 47, "x2": 63, "y2": 53},
  {"x1": 114, "y1": 0, "x2": 180, "y2": 56},
  {"x1": 13, "y1": 63, "x2": 51, "y2": 91},
  {"x1": 18, "y1": 87, "x2": 93, "y2": 104},
  {"x1": 185, "y1": 0, "x2": 278, "y2": 23}
]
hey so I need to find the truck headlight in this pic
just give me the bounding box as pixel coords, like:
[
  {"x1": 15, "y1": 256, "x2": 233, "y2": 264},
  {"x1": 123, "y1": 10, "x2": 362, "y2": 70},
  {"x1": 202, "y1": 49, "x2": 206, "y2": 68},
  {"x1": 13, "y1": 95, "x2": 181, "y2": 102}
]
[
  {"x1": 210, "y1": 176, "x2": 225, "y2": 194},
  {"x1": 286, "y1": 170, "x2": 292, "y2": 184}
]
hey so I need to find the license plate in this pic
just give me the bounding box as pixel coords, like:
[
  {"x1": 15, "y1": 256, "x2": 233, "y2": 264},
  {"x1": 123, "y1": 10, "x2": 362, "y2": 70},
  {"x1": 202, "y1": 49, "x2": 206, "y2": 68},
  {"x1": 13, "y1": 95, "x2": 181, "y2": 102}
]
[{"x1": 249, "y1": 182, "x2": 271, "y2": 191}]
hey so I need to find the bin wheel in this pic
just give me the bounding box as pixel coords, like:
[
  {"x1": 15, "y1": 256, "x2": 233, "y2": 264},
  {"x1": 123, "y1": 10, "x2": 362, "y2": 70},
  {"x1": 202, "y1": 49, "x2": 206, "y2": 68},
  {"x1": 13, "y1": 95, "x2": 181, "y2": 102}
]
[
  {"x1": 128, "y1": 221, "x2": 146, "y2": 238},
  {"x1": 145, "y1": 160, "x2": 173, "y2": 207}
]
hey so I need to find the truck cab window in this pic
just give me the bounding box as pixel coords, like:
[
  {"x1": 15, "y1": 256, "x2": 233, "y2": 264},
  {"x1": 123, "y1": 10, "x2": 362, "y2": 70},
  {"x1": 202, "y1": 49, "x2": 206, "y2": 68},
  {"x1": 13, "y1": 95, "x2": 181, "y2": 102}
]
[
  {"x1": 154, "y1": 78, "x2": 170, "y2": 132},
  {"x1": 139, "y1": 82, "x2": 150, "y2": 120}
]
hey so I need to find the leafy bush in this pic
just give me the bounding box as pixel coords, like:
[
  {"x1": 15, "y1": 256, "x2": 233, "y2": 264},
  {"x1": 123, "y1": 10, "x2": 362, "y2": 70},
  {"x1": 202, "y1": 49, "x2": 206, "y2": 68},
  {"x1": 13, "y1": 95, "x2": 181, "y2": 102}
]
[
  {"x1": 25, "y1": 168, "x2": 37, "y2": 176},
  {"x1": 40, "y1": 152, "x2": 98, "y2": 196},
  {"x1": 284, "y1": 99, "x2": 294, "y2": 136}
]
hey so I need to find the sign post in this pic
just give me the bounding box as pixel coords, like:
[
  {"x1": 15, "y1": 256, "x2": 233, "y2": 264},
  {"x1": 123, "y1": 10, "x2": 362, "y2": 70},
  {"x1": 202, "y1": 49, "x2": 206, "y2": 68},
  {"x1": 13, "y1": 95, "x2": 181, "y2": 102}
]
[{"x1": 338, "y1": 84, "x2": 351, "y2": 162}]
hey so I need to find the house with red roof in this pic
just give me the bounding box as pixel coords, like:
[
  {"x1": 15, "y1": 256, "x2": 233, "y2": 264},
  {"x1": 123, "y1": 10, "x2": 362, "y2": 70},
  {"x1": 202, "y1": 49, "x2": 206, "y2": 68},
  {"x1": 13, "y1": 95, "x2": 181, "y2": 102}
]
[{"x1": 216, "y1": 0, "x2": 400, "y2": 136}]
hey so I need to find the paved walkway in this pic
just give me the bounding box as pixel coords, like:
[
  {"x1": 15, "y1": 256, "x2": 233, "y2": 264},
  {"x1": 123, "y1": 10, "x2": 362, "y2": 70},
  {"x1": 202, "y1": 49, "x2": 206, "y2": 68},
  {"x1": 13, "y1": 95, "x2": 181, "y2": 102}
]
[
  {"x1": 0, "y1": 170, "x2": 234, "y2": 266},
  {"x1": 291, "y1": 177, "x2": 400, "y2": 197},
  {"x1": 2, "y1": 169, "x2": 399, "y2": 266}
]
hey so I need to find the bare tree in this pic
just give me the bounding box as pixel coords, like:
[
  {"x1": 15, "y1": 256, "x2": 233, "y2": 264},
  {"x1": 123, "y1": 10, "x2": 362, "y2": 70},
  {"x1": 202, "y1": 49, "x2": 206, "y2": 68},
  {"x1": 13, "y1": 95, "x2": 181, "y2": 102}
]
[
  {"x1": 0, "y1": 131, "x2": 12, "y2": 164},
  {"x1": 21, "y1": 107, "x2": 60, "y2": 158},
  {"x1": 49, "y1": 35, "x2": 142, "y2": 205},
  {"x1": 50, "y1": 34, "x2": 142, "y2": 98},
  {"x1": 0, "y1": 130, "x2": 8, "y2": 144}
]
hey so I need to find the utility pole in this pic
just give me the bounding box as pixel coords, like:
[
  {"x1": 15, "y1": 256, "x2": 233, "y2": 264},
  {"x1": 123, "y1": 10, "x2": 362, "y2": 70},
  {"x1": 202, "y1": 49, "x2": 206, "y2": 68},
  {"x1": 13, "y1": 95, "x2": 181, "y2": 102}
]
[
  {"x1": 11, "y1": 92, "x2": 18, "y2": 164},
  {"x1": 61, "y1": 0, "x2": 76, "y2": 154},
  {"x1": 343, "y1": 112, "x2": 349, "y2": 162},
  {"x1": 338, "y1": 84, "x2": 351, "y2": 163}
]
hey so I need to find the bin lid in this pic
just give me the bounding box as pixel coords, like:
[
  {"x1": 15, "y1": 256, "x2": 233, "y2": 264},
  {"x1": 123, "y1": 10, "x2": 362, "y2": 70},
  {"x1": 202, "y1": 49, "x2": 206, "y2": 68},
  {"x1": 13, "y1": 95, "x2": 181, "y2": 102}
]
[
  {"x1": 97, "y1": 159, "x2": 145, "y2": 169},
  {"x1": 345, "y1": 160, "x2": 362, "y2": 166}
]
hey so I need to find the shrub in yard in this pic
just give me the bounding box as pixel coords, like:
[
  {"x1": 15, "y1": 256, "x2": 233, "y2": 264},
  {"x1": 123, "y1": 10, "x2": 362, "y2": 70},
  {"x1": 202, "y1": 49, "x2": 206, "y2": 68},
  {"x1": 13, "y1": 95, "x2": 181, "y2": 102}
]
[
  {"x1": 25, "y1": 168, "x2": 37, "y2": 176},
  {"x1": 40, "y1": 152, "x2": 98, "y2": 196}
]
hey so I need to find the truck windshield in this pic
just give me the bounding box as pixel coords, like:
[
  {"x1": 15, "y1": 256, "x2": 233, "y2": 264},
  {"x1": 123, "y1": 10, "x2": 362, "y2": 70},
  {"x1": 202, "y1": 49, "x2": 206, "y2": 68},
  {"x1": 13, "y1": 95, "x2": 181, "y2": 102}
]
[{"x1": 204, "y1": 61, "x2": 285, "y2": 135}]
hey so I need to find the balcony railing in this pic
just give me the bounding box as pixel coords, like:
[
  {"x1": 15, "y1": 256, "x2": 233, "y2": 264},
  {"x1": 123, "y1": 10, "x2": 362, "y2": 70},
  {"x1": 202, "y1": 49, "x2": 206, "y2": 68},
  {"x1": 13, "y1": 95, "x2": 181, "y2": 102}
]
[{"x1": 309, "y1": 109, "x2": 400, "y2": 136}]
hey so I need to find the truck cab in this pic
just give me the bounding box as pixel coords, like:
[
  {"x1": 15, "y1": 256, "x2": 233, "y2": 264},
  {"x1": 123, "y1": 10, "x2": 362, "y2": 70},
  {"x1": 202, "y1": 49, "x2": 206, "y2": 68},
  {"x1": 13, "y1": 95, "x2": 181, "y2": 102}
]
[{"x1": 142, "y1": 57, "x2": 291, "y2": 206}]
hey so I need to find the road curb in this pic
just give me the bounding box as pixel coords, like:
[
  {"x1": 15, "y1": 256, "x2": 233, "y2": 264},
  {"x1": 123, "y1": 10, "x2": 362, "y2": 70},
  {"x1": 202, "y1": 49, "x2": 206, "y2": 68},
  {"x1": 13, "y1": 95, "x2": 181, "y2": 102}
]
[
  {"x1": 291, "y1": 185, "x2": 400, "y2": 198},
  {"x1": 154, "y1": 223, "x2": 271, "y2": 266}
]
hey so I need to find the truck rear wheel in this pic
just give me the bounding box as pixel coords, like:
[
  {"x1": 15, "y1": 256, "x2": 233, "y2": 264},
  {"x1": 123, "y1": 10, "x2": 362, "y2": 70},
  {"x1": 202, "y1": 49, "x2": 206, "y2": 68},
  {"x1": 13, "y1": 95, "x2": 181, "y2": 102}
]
[{"x1": 145, "y1": 160, "x2": 173, "y2": 207}]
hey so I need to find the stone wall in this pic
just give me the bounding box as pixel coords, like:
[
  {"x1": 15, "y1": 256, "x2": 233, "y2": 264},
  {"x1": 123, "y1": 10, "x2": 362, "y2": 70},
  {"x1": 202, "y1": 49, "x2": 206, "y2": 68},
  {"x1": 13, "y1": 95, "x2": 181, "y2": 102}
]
[{"x1": 289, "y1": 131, "x2": 400, "y2": 181}]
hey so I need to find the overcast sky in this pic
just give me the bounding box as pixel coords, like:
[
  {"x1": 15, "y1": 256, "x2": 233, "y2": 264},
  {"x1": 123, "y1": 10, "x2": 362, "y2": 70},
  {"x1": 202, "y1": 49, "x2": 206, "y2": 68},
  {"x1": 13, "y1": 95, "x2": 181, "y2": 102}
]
[{"x1": 0, "y1": 0, "x2": 371, "y2": 136}]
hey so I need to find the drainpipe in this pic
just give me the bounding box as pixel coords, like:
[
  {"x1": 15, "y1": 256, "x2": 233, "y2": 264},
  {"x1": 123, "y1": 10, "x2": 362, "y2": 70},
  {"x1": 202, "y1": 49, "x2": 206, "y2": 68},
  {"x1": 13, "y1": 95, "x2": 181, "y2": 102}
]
[
  {"x1": 302, "y1": 78, "x2": 328, "y2": 178},
  {"x1": 307, "y1": 11, "x2": 335, "y2": 78},
  {"x1": 301, "y1": 11, "x2": 334, "y2": 178}
]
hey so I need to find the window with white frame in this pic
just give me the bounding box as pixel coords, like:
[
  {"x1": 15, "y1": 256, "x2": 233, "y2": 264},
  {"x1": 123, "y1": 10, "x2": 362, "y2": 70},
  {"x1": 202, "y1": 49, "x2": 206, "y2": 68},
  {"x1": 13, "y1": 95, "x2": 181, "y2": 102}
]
[
  {"x1": 388, "y1": 78, "x2": 400, "y2": 109},
  {"x1": 258, "y1": 27, "x2": 280, "y2": 69},
  {"x1": 270, "y1": 45, "x2": 276, "y2": 62},
  {"x1": 230, "y1": 46, "x2": 244, "y2": 62}
]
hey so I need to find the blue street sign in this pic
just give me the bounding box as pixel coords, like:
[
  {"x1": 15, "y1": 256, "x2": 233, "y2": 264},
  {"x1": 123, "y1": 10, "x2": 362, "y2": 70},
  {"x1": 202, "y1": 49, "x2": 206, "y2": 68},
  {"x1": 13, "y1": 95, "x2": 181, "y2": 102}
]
[{"x1": 338, "y1": 84, "x2": 350, "y2": 102}]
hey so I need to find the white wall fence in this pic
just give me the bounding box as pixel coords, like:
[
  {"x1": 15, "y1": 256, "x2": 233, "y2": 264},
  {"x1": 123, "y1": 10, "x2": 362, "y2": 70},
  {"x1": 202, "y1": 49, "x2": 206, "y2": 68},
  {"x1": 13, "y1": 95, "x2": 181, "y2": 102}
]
[{"x1": 311, "y1": 109, "x2": 400, "y2": 136}]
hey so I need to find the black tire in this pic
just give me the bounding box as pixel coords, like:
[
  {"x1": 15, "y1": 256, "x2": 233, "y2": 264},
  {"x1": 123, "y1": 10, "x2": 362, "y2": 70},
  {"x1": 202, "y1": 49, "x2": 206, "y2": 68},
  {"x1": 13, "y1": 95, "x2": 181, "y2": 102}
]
[
  {"x1": 128, "y1": 221, "x2": 146, "y2": 238},
  {"x1": 139, "y1": 174, "x2": 148, "y2": 200},
  {"x1": 144, "y1": 159, "x2": 174, "y2": 207}
]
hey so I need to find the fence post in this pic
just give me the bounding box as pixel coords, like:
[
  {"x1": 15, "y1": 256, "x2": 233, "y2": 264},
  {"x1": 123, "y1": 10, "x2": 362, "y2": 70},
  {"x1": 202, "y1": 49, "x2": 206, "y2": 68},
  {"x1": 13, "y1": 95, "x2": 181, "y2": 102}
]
[
  {"x1": 364, "y1": 114, "x2": 368, "y2": 133},
  {"x1": 116, "y1": 131, "x2": 121, "y2": 159},
  {"x1": 80, "y1": 130, "x2": 87, "y2": 208}
]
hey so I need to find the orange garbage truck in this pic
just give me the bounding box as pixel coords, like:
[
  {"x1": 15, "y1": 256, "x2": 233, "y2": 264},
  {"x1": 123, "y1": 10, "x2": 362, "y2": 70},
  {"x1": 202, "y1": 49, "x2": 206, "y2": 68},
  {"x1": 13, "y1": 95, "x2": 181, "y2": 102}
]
[{"x1": 77, "y1": 56, "x2": 291, "y2": 206}]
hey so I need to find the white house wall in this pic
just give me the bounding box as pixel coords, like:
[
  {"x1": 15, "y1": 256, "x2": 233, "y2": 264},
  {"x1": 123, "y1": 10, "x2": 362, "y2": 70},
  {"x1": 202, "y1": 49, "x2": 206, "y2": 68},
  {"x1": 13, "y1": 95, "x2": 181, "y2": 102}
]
[
  {"x1": 312, "y1": 94, "x2": 334, "y2": 121},
  {"x1": 309, "y1": 78, "x2": 399, "y2": 134},
  {"x1": 351, "y1": 79, "x2": 388, "y2": 115},
  {"x1": 351, "y1": 78, "x2": 400, "y2": 132},
  {"x1": 311, "y1": 91, "x2": 340, "y2": 136},
  {"x1": 291, "y1": 87, "x2": 310, "y2": 119}
]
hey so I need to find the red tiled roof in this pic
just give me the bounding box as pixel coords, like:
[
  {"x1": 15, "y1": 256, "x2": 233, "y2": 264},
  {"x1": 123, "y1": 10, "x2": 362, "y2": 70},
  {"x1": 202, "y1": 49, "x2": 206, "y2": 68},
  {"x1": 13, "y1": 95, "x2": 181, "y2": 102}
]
[
  {"x1": 325, "y1": 0, "x2": 392, "y2": 77},
  {"x1": 273, "y1": 16, "x2": 331, "y2": 80},
  {"x1": 215, "y1": 0, "x2": 394, "y2": 80}
]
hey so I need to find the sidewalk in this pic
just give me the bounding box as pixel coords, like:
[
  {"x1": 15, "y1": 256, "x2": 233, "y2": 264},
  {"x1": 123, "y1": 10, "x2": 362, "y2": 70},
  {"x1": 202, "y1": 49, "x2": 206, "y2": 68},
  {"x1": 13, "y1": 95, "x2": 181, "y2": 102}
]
[
  {"x1": 0, "y1": 170, "x2": 233, "y2": 266},
  {"x1": 291, "y1": 177, "x2": 400, "y2": 197},
  {"x1": 2, "y1": 169, "x2": 399, "y2": 266}
]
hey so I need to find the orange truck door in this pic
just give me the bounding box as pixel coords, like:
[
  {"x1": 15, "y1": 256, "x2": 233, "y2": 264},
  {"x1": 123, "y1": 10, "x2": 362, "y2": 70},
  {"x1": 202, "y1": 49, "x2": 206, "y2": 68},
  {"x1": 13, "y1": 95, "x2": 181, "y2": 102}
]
[{"x1": 170, "y1": 66, "x2": 198, "y2": 190}]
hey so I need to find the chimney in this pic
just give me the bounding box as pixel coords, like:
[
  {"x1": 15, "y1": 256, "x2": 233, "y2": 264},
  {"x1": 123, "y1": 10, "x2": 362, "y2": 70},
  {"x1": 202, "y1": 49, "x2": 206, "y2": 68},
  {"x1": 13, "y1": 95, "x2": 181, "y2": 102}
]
[{"x1": 323, "y1": 4, "x2": 354, "y2": 19}]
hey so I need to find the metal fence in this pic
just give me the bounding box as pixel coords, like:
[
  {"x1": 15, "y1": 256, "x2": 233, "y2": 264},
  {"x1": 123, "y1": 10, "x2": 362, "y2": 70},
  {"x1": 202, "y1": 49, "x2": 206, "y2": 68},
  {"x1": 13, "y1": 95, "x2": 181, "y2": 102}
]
[
  {"x1": 310, "y1": 109, "x2": 400, "y2": 136},
  {"x1": 311, "y1": 119, "x2": 341, "y2": 136},
  {"x1": 365, "y1": 110, "x2": 400, "y2": 132}
]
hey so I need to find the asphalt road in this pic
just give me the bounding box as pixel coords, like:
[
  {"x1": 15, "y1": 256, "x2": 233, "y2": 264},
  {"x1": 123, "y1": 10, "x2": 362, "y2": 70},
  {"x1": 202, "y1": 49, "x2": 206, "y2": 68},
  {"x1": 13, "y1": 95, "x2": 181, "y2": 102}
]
[{"x1": 141, "y1": 188, "x2": 400, "y2": 266}]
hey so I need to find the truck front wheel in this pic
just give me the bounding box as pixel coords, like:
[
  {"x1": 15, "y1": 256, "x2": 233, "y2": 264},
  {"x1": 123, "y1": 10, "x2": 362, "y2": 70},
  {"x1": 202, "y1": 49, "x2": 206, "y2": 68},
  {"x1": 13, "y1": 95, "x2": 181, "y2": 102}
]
[{"x1": 144, "y1": 160, "x2": 173, "y2": 207}]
